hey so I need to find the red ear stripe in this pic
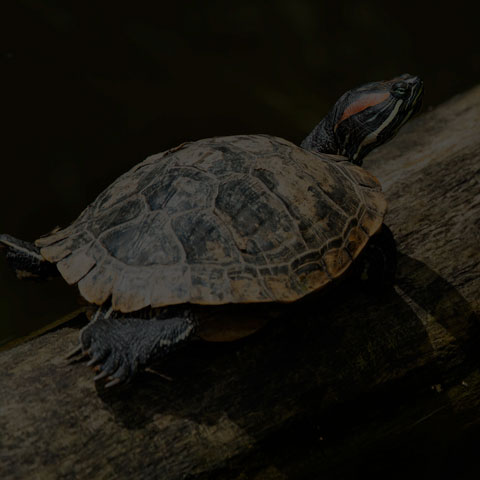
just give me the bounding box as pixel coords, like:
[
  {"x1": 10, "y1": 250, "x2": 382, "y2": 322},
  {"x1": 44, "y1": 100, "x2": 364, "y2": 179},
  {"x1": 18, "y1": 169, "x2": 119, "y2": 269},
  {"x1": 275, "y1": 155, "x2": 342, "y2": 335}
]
[{"x1": 334, "y1": 92, "x2": 390, "y2": 130}]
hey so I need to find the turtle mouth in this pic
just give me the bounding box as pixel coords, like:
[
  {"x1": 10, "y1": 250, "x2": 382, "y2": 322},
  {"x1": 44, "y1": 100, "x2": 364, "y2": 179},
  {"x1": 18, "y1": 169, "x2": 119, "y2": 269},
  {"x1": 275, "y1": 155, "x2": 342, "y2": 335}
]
[
  {"x1": 400, "y1": 74, "x2": 424, "y2": 115},
  {"x1": 410, "y1": 79, "x2": 424, "y2": 116},
  {"x1": 389, "y1": 79, "x2": 423, "y2": 138},
  {"x1": 391, "y1": 74, "x2": 424, "y2": 123},
  {"x1": 388, "y1": 74, "x2": 424, "y2": 110}
]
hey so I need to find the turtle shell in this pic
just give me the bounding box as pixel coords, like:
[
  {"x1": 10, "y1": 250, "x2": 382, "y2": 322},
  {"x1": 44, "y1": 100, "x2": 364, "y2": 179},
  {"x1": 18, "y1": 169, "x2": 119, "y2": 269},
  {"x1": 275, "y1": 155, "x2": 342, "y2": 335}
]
[{"x1": 35, "y1": 135, "x2": 386, "y2": 312}]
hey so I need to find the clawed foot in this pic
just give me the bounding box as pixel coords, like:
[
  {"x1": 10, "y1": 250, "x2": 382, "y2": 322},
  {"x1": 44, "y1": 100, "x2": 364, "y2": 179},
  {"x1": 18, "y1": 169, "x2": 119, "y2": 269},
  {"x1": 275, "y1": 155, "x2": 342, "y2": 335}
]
[
  {"x1": 79, "y1": 322, "x2": 138, "y2": 388},
  {"x1": 67, "y1": 310, "x2": 196, "y2": 387},
  {"x1": 66, "y1": 322, "x2": 139, "y2": 387}
]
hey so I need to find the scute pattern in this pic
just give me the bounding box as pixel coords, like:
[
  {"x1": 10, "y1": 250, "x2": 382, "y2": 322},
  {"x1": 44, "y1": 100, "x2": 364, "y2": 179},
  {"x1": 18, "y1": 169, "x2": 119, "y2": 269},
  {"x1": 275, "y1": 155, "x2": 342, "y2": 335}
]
[
  {"x1": 215, "y1": 176, "x2": 299, "y2": 254},
  {"x1": 35, "y1": 135, "x2": 386, "y2": 312}
]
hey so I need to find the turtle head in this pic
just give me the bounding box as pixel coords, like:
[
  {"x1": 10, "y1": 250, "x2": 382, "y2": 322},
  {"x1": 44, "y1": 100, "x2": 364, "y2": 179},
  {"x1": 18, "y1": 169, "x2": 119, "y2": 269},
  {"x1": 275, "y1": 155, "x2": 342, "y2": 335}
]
[{"x1": 301, "y1": 74, "x2": 424, "y2": 165}]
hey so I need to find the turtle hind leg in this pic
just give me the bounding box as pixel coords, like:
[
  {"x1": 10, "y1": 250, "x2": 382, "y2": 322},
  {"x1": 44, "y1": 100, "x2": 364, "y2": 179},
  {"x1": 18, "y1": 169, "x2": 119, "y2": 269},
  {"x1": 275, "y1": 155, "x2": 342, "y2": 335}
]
[
  {"x1": 353, "y1": 224, "x2": 397, "y2": 290},
  {"x1": 80, "y1": 306, "x2": 197, "y2": 387},
  {"x1": 0, "y1": 233, "x2": 59, "y2": 280}
]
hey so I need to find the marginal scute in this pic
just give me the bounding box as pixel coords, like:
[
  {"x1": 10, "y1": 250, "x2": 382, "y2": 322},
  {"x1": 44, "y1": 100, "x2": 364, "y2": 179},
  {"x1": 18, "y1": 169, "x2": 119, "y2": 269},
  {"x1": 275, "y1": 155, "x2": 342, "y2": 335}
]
[
  {"x1": 340, "y1": 162, "x2": 382, "y2": 190},
  {"x1": 344, "y1": 226, "x2": 369, "y2": 258},
  {"x1": 35, "y1": 134, "x2": 387, "y2": 310},
  {"x1": 292, "y1": 259, "x2": 331, "y2": 294},
  {"x1": 325, "y1": 246, "x2": 355, "y2": 278},
  {"x1": 190, "y1": 266, "x2": 231, "y2": 304},
  {"x1": 40, "y1": 231, "x2": 93, "y2": 263},
  {"x1": 262, "y1": 274, "x2": 300, "y2": 302},
  {"x1": 362, "y1": 189, "x2": 388, "y2": 216},
  {"x1": 358, "y1": 189, "x2": 387, "y2": 235},
  {"x1": 77, "y1": 262, "x2": 117, "y2": 305},
  {"x1": 35, "y1": 225, "x2": 74, "y2": 247},
  {"x1": 56, "y1": 247, "x2": 96, "y2": 284},
  {"x1": 149, "y1": 266, "x2": 191, "y2": 307},
  {"x1": 112, "y1": 268, "x2": 152, "y2": 312},
  {"x1": 228, "y1": 277, "x2": 269, "y2": 302}
]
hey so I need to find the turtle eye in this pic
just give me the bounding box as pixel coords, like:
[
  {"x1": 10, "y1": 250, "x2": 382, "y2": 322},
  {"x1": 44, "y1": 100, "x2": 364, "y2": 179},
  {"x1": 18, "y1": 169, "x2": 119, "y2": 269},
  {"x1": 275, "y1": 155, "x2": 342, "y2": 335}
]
[{"x1": 391, "y1": 81, "x2": 410, "y2": 98}]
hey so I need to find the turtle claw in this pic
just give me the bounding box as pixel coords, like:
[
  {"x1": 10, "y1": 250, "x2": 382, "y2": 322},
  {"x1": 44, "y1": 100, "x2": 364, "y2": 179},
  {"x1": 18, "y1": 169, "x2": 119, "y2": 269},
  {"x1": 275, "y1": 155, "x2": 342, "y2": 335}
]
[
  {"x1": 65, "y1": 344, "x2": 83, "y2": 360},
  {"x1": 105, "y1": 377, "x2": 122, "y2": 389},
  {"x1": 93, "y1": 367, "x2": 127, "y2": 388},
  {"x1": 87, "y1": 355, "x2": 102, "y2": 367},
  {"x1": 100, "y1": 362, "x2": 131, "y2": 388},
  {"x1": 93, "y1": 368, "x2": 110, "y2": 382}
]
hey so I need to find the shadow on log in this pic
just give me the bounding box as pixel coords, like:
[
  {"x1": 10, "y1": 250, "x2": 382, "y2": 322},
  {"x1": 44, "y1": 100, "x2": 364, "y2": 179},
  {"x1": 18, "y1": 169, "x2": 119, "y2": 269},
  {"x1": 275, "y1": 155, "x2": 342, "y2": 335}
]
[{"x1": 1, "y1": 86, "x2": 480, "y2": 480}]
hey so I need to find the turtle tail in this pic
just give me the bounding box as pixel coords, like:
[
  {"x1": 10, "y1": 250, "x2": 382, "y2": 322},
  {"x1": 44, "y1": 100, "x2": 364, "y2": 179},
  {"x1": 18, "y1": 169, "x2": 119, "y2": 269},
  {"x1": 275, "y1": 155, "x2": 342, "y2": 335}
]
[{"x1": 0, "y1": 234, "x2": 59, "y2": 281}]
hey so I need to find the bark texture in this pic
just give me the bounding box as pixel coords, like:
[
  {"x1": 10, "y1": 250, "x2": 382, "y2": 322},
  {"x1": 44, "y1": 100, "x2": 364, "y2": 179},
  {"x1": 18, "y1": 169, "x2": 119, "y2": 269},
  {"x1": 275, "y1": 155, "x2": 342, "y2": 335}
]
[{"x1": 1, "y1": 86, "x2": 479, "y2": 480}]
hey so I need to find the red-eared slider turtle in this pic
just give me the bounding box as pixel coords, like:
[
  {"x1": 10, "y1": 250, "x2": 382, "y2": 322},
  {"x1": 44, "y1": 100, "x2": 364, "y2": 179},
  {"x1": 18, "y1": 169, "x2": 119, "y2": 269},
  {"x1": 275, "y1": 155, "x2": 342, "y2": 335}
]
[{"x1": 0, "y1": 74, "x2": 423, "y2": 387}]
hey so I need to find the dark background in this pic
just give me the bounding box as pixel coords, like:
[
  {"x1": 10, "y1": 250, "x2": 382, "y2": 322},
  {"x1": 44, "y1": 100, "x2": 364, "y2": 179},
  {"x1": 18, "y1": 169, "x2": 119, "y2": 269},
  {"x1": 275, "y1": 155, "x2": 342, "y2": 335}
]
[
  {"x1": 1, "y1": 2, "x2": 479, "y2": 478},
  {"x1": 1, "y1": 1, "x2": 478, "y2": 342}
]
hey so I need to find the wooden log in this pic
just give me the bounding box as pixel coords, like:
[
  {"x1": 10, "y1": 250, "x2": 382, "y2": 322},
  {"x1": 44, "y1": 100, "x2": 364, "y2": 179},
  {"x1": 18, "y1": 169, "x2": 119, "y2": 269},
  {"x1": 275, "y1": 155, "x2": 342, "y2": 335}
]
[{"x1": 1, "y1": 86, "x2": 479, "y2": 480}]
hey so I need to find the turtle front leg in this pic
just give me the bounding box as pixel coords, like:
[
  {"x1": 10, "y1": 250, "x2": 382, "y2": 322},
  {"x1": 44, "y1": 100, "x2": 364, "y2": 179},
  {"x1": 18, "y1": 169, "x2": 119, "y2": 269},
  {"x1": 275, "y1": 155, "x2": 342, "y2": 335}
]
[
  {"x1": 353, "y1": 223, "x2": 397, "y2": 290},
  {"x1": 79, "y1": 306, "x2": 197, "y2": 387}
]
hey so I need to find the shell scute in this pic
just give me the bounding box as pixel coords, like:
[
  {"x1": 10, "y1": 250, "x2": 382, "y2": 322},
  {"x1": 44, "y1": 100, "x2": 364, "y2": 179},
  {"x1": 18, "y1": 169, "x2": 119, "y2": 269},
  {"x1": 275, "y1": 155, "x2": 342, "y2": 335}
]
[
  {"x1": 215, "y1": 176, "x2": 298, "y2": 254},
  {"x1": 293, "y1": 261, "x2": 331, "y2": 292},
  {"x1": 171, "y1": 211, "x2": 241, "y2": 265},
  {"x1": 89, "y1": 197, "x2": 145, "y2": 236},
  {"x1": 57, "y1": 248, "x2": 96, "y2": 285},
  {"x1": 190, "y1": 266, "x2": 230, "y2": 304},
  {"x1": 112, "y1": 268, "x2": 152, "y2": 312},
  {"x1": 142, "y1": 167, "x2": 216, "y2": 213},
  {"x1": 40, "y1": 230, "x2": 94, "y2": 263},
  {"x1": 36, "y1": 135, "x2": 386, "y2": 310},
  {"x1": 149, "y1": 266, "x2": 191, "y2": 307},
  {"x1": 77, "y1": 261, "x2": 117, "y2": 306},
  {"x1": 100, "y1": 213, "x2": 183, "y2": 267}
]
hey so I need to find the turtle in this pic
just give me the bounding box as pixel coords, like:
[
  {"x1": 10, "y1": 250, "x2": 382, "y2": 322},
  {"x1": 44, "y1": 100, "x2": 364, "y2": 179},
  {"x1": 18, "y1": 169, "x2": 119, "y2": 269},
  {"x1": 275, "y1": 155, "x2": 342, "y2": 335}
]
[{"x1": 0, "y1": 74, "x2": 423, "y2": 387}]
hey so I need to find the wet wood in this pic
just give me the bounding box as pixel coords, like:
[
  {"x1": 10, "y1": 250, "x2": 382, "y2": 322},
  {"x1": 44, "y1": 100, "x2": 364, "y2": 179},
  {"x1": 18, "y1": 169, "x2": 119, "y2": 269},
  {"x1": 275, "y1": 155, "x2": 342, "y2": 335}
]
[{"x1": 1, "y1": 85, "x2": 480, "y2": 480}]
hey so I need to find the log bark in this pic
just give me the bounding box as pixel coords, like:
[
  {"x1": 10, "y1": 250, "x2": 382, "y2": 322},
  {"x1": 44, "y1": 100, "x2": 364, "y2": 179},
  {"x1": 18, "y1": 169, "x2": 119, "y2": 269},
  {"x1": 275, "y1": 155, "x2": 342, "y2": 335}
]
[{"x1": 1, "y1": 86, "x2": 480, "y2": 480}]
